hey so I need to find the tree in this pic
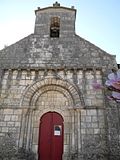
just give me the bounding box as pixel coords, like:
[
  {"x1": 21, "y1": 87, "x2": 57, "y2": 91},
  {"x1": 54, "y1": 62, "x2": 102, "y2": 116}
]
[{"x1": 92, "y1": 69, "x2": 120, "y2": 103}]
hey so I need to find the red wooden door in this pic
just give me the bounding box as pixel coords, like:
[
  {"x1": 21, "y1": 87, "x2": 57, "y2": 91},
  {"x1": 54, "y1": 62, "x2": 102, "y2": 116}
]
[{"x1": 38, "y1": 112, "x2": 64, "y2": 160}]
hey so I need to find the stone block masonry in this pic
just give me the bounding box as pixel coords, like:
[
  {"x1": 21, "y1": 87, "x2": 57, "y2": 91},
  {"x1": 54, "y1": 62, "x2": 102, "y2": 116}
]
[{"x1": 0, "y1": 2, "x2": 118, "y2": 160}]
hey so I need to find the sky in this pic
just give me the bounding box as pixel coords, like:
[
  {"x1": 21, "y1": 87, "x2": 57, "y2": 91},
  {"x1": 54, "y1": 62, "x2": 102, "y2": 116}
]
[{"x1": 0, "y1": 0, "x2": 120, "y2": 63}]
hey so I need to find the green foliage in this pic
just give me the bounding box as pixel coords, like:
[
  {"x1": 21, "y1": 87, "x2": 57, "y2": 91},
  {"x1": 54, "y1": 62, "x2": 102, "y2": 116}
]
[
  {"x1": 16, "y1": 148, "x2": 36, "y2": 160},
  {"x1": 82, "y1": 135, "x2": 108, "y2": 160},
  {"x1": 0, "y1": 133, "x2": 17, "y2": 159},
  {"x1": 0, "y1": 133, "x2": 36, "y2": 160}
]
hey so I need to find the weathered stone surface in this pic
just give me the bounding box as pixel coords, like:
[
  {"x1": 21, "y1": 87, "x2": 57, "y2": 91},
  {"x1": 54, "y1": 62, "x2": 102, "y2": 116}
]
[{"x1": 0, "y1": 3, "x2": 119, "y2": 160}]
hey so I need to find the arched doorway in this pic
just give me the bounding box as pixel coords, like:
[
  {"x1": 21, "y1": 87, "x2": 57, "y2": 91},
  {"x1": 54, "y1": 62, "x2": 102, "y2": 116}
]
[{"x1": 38, "y1": 112, "x2": 64, "y2": 160}]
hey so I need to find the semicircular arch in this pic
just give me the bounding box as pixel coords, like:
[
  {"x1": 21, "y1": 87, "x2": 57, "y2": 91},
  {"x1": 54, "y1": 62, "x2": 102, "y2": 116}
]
[{"x1": 21, "y1": 77, "x2": 84, "y2": 108}]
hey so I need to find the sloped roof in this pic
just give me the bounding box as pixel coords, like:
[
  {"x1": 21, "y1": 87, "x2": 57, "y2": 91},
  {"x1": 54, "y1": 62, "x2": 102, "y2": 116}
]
[{"x1": 0, "y1": 34, "x2": 116, "y2": 69}]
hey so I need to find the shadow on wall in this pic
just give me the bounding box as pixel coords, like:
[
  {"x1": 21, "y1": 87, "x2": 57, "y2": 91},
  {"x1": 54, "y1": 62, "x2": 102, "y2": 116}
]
[{"x1": 117, "y1": 64, "x2": 120, "y2": 69}]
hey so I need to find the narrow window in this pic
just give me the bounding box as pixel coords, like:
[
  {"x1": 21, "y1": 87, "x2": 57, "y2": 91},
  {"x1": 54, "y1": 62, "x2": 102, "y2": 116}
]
[{"x1": 50, "y1": 17, "x2": 60, "y2": 38}]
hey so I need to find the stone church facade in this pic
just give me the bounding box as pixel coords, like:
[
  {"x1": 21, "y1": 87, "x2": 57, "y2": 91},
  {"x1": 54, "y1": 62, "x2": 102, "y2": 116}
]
[{"x1": 0, "y1": 2, "x2": 119, "y2": 160}]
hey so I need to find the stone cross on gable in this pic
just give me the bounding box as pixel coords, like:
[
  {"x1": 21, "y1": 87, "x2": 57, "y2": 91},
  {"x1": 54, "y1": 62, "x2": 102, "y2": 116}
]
[{"x1": 53, "y1": 1, "x2": 60, "y2": 7}]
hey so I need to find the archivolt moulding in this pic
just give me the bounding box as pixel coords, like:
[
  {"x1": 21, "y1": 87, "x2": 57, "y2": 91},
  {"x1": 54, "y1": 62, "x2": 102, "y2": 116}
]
[{"x1": 20, "y1": 76, "x2": 84, "y2": 109}]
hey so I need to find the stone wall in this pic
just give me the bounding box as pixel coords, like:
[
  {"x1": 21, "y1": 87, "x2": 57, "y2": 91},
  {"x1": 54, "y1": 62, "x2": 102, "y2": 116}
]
[
  {"x1": 105, "y1": 103, "x2": 120, "y2": 160},
  {"x1": 0, "y1": 68, "x2": 106, "y2": 159},
  {"x1": 0, "y1": 3, "x2": 118, "y2": 159},
  {"x1": 0, "y1": 68, "x2": 104, "y2": 108},
  {"x1": 0, "y1": 35, "x2": 117, "y2": 69},
  {"x1": 34, "y1": 7, "x2": 76, "y2": 37},
  {"x1": 0, "y1": 108, "x2": 22, "y2": 146}
]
